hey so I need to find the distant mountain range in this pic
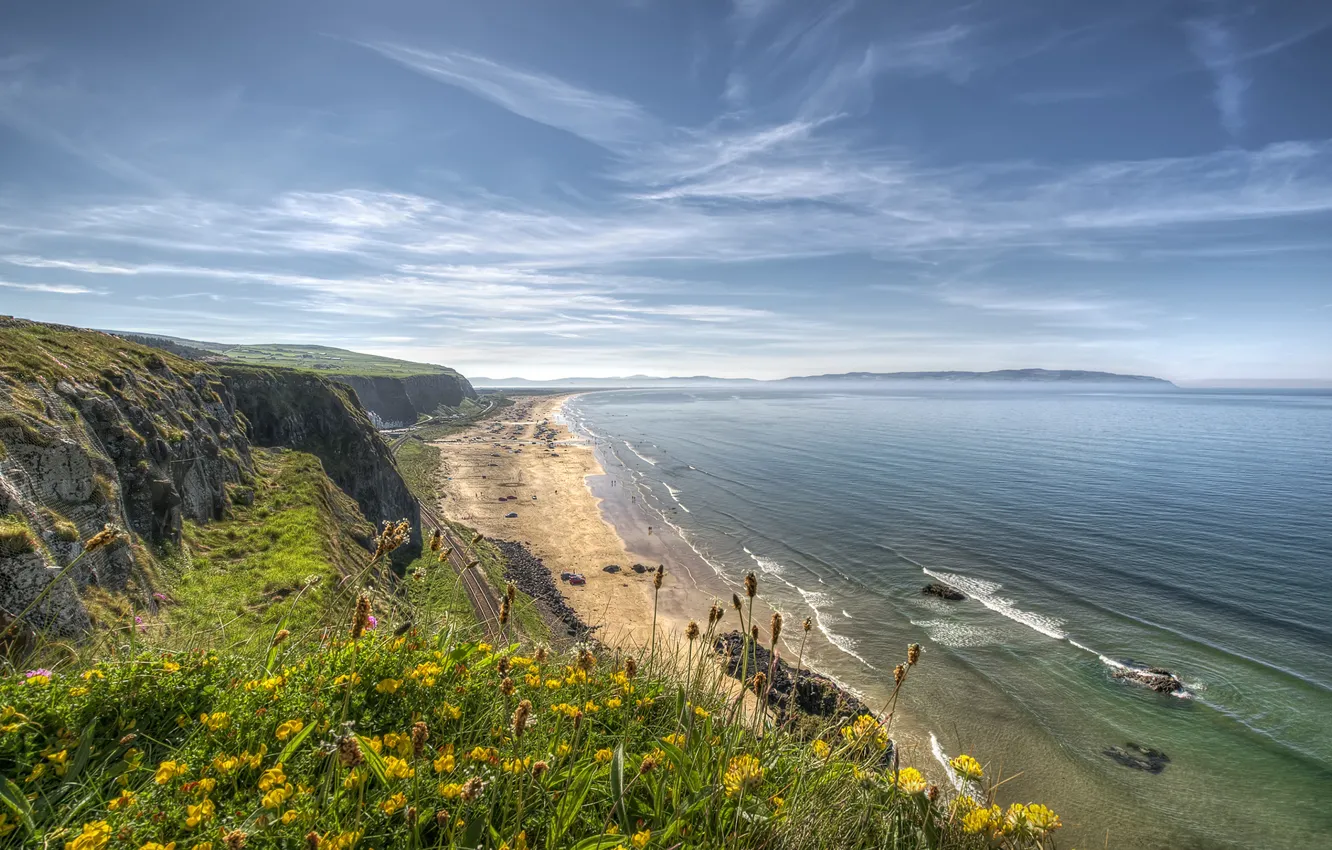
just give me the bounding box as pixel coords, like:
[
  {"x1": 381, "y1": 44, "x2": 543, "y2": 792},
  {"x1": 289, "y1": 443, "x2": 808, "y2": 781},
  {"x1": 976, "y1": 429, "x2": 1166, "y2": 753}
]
[{"x1": 472, "y1": 369, "x2": 1175, "y2": 388}]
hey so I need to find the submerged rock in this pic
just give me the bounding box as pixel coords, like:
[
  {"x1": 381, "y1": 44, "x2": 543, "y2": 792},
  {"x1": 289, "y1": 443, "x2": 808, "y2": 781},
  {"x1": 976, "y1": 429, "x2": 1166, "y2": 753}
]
[
  {"x1": 922, "y1": 582, "x2": 965, "y2": 601},
  {"x1": 1103, "y1": 743, "x2": 1170, "y2": 773},
  {"x1": 1111, "y1": 664, "x2": 1186, "y2": 695}
]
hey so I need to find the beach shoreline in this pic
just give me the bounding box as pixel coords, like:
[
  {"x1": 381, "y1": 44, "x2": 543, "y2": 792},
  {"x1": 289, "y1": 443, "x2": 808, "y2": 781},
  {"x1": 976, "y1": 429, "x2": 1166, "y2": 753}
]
[{"x1": 429, "y1": 393, "x2": 741, "y2": 652}]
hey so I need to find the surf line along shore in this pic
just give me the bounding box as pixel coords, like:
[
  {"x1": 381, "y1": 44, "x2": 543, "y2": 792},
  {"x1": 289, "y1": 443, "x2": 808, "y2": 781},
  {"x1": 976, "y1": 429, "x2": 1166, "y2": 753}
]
[{"x1": 429, "y1": 392, "x2": 888, "y2": 715}]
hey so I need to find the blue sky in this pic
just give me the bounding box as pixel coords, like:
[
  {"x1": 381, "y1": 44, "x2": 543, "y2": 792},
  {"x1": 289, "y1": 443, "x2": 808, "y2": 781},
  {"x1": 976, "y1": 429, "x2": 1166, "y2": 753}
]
[{"x1": 1, "y1": 0, "x2": 1330, "y2": 381}]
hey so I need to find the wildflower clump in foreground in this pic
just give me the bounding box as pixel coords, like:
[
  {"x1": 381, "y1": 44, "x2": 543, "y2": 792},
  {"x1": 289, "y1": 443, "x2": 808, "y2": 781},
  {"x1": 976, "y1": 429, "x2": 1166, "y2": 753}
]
[{"x1": 1, "y1": 625, "x2": 1062, "y2": 849}]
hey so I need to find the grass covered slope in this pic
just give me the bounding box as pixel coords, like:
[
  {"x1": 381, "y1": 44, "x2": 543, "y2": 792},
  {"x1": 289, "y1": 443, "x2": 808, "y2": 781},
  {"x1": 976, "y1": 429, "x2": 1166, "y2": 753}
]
[
  {"x1": 157, "y1": 449, "x2": 377, "y2": 646},
  {"x1": 0, "y1": 603, "x2": 1062, "y2": 850},
  {"x1": 213, "y1": 345, "x2": 464, "y2": 380}
]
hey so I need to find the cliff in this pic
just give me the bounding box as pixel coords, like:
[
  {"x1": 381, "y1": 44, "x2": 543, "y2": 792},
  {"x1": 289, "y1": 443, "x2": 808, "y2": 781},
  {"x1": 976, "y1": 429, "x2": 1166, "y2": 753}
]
[
  {"x1": 331, "y1": 373, "x2": 476, "y2": 427},
  {"x1": 0, "y1": 318, "x2": 420, "y2": 638},
  {"x1": 217, "y1": 365, "x2": 422, "y2": 554}
]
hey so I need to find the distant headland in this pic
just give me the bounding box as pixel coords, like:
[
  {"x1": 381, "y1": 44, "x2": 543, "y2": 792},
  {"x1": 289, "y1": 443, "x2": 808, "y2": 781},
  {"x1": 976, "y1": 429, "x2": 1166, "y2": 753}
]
[{"x1": 471, "y1": 368, "x2": 1175, "y2": 388}]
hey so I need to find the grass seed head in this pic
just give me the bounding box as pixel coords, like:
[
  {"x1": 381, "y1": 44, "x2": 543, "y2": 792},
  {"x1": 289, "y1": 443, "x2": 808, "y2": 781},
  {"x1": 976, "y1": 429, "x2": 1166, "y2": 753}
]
[
  {"x1": 685, "y1": 621, "x2": 700, "y2": 641},
  {"x1": 745, "y1": 571, "x2": 758, "y2": 598},
  {"x1": 770, "y1": 612, "x2": 783, "y2": 644}
]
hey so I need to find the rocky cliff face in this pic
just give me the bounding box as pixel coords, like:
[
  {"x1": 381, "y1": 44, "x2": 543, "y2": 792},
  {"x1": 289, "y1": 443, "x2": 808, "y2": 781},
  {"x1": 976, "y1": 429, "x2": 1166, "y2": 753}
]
[
  {"x1": 219, "y1": 365, "x2": 422, "y2": 554},
  {"x1": 0, "y1": 318, "x2": 252, "y2": 635},
  {"x1": 333, "y1": 373, "x2": 476, "y2": 427},
  {"x1": 0, "y1": 318, "x2": 421, "y2": 638}
]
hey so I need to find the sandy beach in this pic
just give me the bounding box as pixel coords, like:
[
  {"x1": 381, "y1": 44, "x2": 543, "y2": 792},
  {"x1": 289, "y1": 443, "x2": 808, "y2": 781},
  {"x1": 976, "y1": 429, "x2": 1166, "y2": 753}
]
[{"x1": 429, "y1": 393, "x2": 734, "y2": 651}]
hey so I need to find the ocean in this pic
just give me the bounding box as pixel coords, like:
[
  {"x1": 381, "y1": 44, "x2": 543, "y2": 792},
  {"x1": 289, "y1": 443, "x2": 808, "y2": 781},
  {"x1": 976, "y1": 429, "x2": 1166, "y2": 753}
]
[{"x1": 561, "y1": 387, "x2": 1332, "y2": 850}]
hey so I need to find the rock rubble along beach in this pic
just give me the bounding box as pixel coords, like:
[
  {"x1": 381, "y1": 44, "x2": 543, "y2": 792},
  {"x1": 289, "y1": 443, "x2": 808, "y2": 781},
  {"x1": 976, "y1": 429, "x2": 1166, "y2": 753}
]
[
  {"x1": 714, "y1": 629, "x2": 870, "y2": 720},
  {"x1": 494, "y1": 538, "x2": 593, "y2": 641}
]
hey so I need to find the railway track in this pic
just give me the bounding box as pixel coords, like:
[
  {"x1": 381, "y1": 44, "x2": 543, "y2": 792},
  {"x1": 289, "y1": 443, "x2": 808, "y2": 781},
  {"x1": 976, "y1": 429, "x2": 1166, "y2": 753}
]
[{"x1": 389, "y1": 435, "x2": 503, "y2": 640}]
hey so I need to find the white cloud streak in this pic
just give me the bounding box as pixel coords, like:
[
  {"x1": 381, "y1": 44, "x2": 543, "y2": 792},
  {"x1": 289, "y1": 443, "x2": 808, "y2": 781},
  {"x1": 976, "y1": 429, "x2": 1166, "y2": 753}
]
[{"x1": 1185, "y1": 16, "x2": 1248, "y2": 136}]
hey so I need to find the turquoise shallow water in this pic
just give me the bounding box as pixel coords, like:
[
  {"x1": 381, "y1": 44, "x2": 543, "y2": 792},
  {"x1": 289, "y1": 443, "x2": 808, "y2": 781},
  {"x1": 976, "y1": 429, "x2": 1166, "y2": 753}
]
[{"x1": 563, "y1": 387, "x2": 1332, "y2": 849}]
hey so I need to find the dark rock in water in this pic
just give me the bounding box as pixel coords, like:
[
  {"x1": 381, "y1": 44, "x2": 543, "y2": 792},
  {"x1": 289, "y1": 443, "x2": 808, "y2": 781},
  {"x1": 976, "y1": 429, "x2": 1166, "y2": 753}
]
[
  {"x1": 922, "y1": 582, "x2": 965, "y2": 601},
  {"x1": 1111, "y1": 664, "x2": 1186, "y2": 695},
  {"x1": 1103, "y1": 743, "x2": 1170, "y2": 773},
  {"x1": 603, "y1": 564, "x2": 621, "y2": 573},
  {"x1": 714, "y1": 630, "x2": 869, "y2": 721},
  {"x1": 631, "y1": 563, "x2": 649, "y2": 574}
]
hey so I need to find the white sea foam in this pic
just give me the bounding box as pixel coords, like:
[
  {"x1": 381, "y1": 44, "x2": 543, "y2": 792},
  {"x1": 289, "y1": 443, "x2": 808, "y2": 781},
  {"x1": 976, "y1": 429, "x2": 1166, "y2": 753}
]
[
  {"x1": 623, "y1": 441, "x2": 657, "y2": 465},
  {"x1": 842, "y1": 610, "x2": 853, "y2": 618},
  {"x1": 914, "y1": 620, "x2": 1005, "y2": 648},
  {"x1": 797, "y1": 586, "x2": 874, "y2": 668},
  {"x1": 923, "y1": 568, "x2": 1067, "y2": 640},
  {"x1": 663, "y1": 483, "x2": 690, "y2": 512},
  {"x1": 930, "y1": 734, "x2": 965, "y2": 793}
]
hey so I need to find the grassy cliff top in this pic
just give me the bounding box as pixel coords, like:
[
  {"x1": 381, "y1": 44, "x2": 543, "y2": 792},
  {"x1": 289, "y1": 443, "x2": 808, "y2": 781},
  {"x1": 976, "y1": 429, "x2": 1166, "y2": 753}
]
[
  {"x1": 1, "y1": 317, "x2": 205, "y2": 387},
  {"x1": 218, "y1": 344, "x2": 465, "y2": 379}
]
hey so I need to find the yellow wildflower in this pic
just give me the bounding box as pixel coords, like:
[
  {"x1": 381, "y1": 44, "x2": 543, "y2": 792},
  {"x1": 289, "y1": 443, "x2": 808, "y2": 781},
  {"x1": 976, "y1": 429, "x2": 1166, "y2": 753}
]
[
  {"x1": 501, "y1": 757, "x2": 532, "y2": 774},
  {"x1": 281, "y1": 810, "x2": 298, "y2": 825},
  {"x1": 692, "y1": 705, "x2": 709, "y2": 718},
  {"x1": 82, "y1": 669, "x2": 105, "y2": 681},
  {"x1": 139, "y1": 843, "x2": 176, "y2": 850},
  {"x1": 108, "y1": 790, "x2": 136, "y2": 811},
  {"x1": 384, "y1": 756, "x2": 415, "y2": 781},
  {"x1": 261, "y1": 784, "x2": 293, "y2": 810},
  {"x1": 64, "y1": 821, "x2": 110, "y2": 850},
  {"x1": 811, "y1": 739, "x2": 831, "y2": 760},
  {"x1": 594, "y1": 748, "x2": 614, "y2": 764},
  {"x1": 258, "y1": 764, "x2": 287, "y2": 792},
  {"x1": 195, "y1": 778, "x2": 217, "y2": 795},
  {"x1": 185, "y1": 798, "x2": 215, "y2": 828},
  {"x1": 343, "y1": 768, "x2": 367, "y2": 790},
  {"x1": 662, "y1": 732, "x2": 686, "y2": 747},
  {"x1": 275, "y1": 719, "x2": 304, "y2": 741},
  {"x1": 25, "y1": 674, "x2": 50, "y2": 687},
  {"x1": 605, "y1": 697, "x2": 623, "y2": 709},
  {"x1": 525, "y1": 673, "x2": 542, "y2": 688},
  {"x1": 161, "y1": 661, "x2": 181, "y2": 673},
  {"x1": 434, "y1": 747, "x2": 456, "y2": 774},
  {"x1": 319, "y1": 831, "x2": 361, "y2": 850},
  {"x1": 631, "y1": 828, "x2": 651, "y2": 849},
  {"x1": 200, "y1": 712, "x2": 230, "y2": 732},
  {"x1": 46, "y1": 749, "x2": 71, "y2": 776},
  {"x1": 68, "y1": 687, "x2": 89, "y2": 697},
  {"x1": 949, "y1": 753, "x2": 984, "y2": 782},
  {"x1": 544, "y1": 678, "x2": 561, "y2": 690},
  {"x1": 894, "y1": 767, "x2": 928, "y2": 795},
  {"x1": 0, "y1": 813, "x2": 17, "y2": 837},
  {"x1": 962, "y1": 804, "x2": 1002, "y2": 835},
  {"x1": 154, "y1": 760, "x2": 189, "y2": 785},
  {"x1": 840, "y1": 714, "x2": 888, "y2": 752},
  {"x1": 212, "y1": 755, "x2": 239, "y2": 775},
  {"x1": 723, "y1": 754, "x2": 763, "y2": 798},
  {"x1": 384, "y1": 732, "x2": 412, "y2": 757},
  {"x1": 1025, "y1": 803, "x2": 1063, "y2": 835},
  {"x1": 555, "y1": 743, "x2": 572, "y2": 758},
  {"x1": 438, "y1": 782, "x2": 464, "y2": 799},
  {"x1": 379, "y1": 792, "x2": 407, "y2": 815},
  {"x1": 375, "y1": 678, "x2": 402, "y2": 694}
]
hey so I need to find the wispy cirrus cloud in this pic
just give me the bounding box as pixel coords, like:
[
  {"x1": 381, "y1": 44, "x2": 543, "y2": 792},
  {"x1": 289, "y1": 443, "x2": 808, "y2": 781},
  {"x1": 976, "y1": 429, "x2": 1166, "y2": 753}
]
[
  {"x1": 1185, "y1": 14, "x2": 1248, "y2": 136},
  {"x1": 0, "y1": 279, "x2": 105, "y2": 295},
  {"x1": 361, "y1": 43, "x2": 657, "y2": 149}
]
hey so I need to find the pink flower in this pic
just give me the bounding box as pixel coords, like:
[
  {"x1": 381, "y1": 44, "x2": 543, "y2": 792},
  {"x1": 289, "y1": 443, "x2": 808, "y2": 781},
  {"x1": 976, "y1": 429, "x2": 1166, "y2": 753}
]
[
  {"x1": 366, "y1": 615, "x2": 378, "y2": 630},
  {"x1": 24, "y1": 668, "x2": 54, "y2": 679}
]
